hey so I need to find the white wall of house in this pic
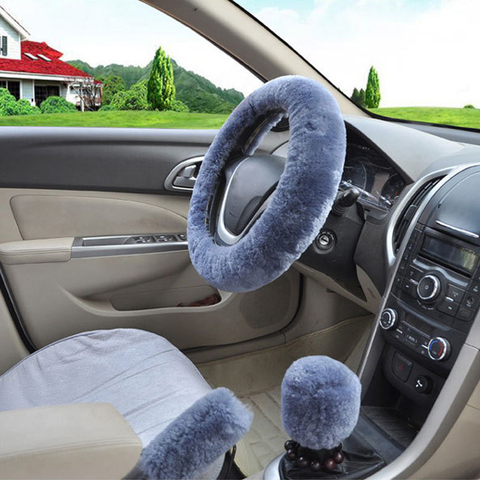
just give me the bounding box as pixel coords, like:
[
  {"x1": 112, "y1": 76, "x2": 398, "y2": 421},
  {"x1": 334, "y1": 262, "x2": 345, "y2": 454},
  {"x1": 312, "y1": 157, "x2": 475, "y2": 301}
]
[{"x1": 0, "y1": 16, "x2": 21, "y2": 60}]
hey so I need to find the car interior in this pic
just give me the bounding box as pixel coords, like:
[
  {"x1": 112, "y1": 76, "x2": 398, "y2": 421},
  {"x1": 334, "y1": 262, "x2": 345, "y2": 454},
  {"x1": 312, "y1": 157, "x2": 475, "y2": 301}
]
[{"x1": 1, "y1": 1, "x2": 480, "y2": 479}]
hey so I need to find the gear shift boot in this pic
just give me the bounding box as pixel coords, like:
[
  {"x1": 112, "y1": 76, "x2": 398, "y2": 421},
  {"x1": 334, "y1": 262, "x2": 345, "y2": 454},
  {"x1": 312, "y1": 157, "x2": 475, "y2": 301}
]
[{"x1": 279, "y1": 420, "x2": 385, "y2": 479}]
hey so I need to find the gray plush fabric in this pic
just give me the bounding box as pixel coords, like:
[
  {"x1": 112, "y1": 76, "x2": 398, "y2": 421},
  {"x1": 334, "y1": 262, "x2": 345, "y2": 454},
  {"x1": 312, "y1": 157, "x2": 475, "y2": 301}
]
[
  {"x1": 0, "y1": 329, "x2": 224, "y2": 479},
  {"x1": 188, "y1": 75, "x2": 346, "y2": 293},
  {"x1": 140, "y1": 388, "x2": 253, "y2": 480},
  {"x1": 281, "y1": 356, "x2": 361, "y2": 450}
]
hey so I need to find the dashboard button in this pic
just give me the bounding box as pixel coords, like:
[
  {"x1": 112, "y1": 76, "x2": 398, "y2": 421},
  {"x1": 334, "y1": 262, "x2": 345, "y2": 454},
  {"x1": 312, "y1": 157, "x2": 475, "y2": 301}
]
[
  {"x1": 411, "y1": 229, "x2": 421, "y2": 242},
  {"x1": 392, "y1": 353, "x2": 412, "y2": 382},
  {"x1": 405, "y1": 333, "x2": 418, "y2": 346},
  {"x1": 446, "y1": 284, "x2": 465, "y2": 303},
  {"x1": 417, "y1": 275, "x2": 441, "y2": 301},
  {"x1": 394, "y1": 273, "x2": 403, "y2": 288},
  {"x1": 406, "y1": 266, "x2": 423, "y2": 281},
  {"x1": 457, "y1": 306, "x2": 475, "y2": 321},
  {"x1": 406, "y1": 242, "x2": 416, "y2": 253},
  {"x1": 473, "y1": 270, "x2": 480, "y2": 283},
  {"x1": 438, "y1": 299, "x2": 459, "y2": 317},
  {"x1": 469, "y1": 282, "x2": 480, "y2": 295},
  {"x1": 402, "y1": 279, "x2": 418, "y2": 297}
]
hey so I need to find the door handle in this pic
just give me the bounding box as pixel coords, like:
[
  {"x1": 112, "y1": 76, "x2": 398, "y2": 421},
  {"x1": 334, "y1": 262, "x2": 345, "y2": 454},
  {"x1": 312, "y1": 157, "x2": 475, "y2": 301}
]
[{"x1": 165, "y1": 157, "x2": 204, "y2": 192}]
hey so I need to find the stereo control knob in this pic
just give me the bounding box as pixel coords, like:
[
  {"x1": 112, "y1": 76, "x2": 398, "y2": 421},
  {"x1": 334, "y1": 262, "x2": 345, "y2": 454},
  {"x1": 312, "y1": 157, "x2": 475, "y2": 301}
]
[
  {"x1": 380, "y1": 308, "x2": 398, "y2": 331},
  {"x1": 417, "y1": 275, "x2": 441, "y2": 301},
  {"x1": 428, "y1": 337, "x2": 451, "y2": 362}
]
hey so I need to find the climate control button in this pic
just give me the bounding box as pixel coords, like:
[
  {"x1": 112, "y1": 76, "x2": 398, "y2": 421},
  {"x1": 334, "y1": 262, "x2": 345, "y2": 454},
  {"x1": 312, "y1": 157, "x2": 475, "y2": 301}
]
[
  {"x1": 417, "y1": 275, "x2": 441, "y2": 302},
  {"x1": 380, "y1": 308, "x2": 398, "y2": 331},
  {"x1": 428, "y1": 337, "x2": 451, "y2": 361}
]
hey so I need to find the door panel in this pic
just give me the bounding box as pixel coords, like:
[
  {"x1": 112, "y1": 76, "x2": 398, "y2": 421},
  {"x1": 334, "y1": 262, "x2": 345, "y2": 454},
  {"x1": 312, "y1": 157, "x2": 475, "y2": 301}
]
[
  {"x1": 0, "y1": 128, "x2": 217, "y2": 193},
  {"x1": 3, "y1": 248, "x2": 299, "y2": 349},
  {"x1": 10, "y1": 191, "x2": 189, "y2": 240},
  {"x1": 0, "y1": 127, "x2": 299, "y2": 352}
]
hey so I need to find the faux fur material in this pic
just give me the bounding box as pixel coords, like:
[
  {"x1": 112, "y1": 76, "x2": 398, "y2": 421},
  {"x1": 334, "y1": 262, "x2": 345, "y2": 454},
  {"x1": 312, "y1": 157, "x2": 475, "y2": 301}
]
[
  {"x1": 281, "y1": 356, "x2": 361, "y2": 450},
  {"x1": 139, "y1": 388, "x2": 253, "y2": 480},
  {"x1": 188, "y1": 75, "x2": 346, "y2": 292}
]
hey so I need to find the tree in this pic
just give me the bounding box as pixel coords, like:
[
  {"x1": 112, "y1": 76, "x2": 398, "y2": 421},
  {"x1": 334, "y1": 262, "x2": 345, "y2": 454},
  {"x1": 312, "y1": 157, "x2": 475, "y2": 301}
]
[
  {"x1": 102, "y1": 75, "x2": 125, "y2": 105},
  {"x1": 351, "y1": 88, "x2": 366, "y2": 108},
  {"x1": 147, "y1": 47, "x2": 176, "y2": 110},
  {"x1": 365, "y1": 66, "x2": 381, "y2": 108},
  {"x1": 70, "y1": 77, "x2": 102, "y2": 111}
]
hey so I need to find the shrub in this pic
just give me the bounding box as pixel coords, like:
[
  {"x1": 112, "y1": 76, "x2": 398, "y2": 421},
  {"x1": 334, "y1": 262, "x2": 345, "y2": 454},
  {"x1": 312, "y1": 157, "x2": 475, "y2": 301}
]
[
  {"x1": 40, "y1": 96, "x2": 77, "y2": 114},
  {"x1": 111, "y1": 81, "x2": 150, "y2": 111},
  {"x1": 464, "y1": 104, "x2": 476, "y2": 109},
  {"x1": 16, "y1": 99, "x2": 41, "y2": 116},
  {"x1": 170, "y1": 100, "x2": 189, "y2": 112},
  {"x1": 0, "y1": 88, "x2": 19, "y2": 116},
  {"x1": 98, "y1": 104, "x2": 118, "y2": 112}
]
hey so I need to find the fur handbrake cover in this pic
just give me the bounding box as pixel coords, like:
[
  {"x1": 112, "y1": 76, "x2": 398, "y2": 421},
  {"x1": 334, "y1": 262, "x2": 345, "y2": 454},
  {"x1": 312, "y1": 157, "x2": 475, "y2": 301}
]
[{"x1": 139, "y1": 388, "x2": 253, "y2": 479}]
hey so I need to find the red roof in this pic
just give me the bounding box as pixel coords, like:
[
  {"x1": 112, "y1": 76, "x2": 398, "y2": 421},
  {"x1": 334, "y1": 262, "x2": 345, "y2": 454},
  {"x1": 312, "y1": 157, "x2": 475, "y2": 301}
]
[{"x1": 0, "y1": 41, "x2": 92, "y2": 78}]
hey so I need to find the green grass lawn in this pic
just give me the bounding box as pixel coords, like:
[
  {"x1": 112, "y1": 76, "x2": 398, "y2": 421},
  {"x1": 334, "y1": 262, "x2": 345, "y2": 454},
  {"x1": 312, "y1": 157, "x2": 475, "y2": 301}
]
[
  {"x1": 0, "y1": 107, "x2": 479, "y2": 131},
  {"x1": 371, "y1": 107, "x2": 480, "y2": 130},
  {"x1": 0, "y1": 110, "x2": 229, "y2": 129}
]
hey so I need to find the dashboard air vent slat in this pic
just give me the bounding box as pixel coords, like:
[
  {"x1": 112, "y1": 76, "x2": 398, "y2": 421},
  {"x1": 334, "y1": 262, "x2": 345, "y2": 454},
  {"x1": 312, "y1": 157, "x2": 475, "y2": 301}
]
[{"x1": 393, "y1": 177, "x2": 444, "y2": 254}]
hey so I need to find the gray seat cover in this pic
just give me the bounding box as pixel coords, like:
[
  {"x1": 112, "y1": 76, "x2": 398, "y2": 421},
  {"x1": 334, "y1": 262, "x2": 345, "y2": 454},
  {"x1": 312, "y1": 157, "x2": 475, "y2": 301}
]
[{"x1": 0, "y1": 329, "x2": 223, "y2": 478}]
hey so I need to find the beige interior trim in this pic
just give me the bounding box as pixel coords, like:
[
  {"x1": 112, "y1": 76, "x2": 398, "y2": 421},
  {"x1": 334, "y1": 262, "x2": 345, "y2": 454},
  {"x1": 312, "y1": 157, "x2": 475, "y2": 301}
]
[
  {"x1": 0, "y1": 189, "x2": 191, "y2": 244},
  {"x1": 10, "y1": 193, "x2": 189, "y2": 241},
  {"x1": 293, "y1": 262, "x2": 381, "y2": 315},
  {"x1": 0, "y1": 238, "x2": 73, "y2": 265},
  {"x1": 145, "y1": 0, "x2": 366, "y2": 116},
  {"x1": 0, "y1": 403, "x2": 142, "y2": 480},
  {"x1": 3, "y1": 251, "x2": 300, "y2": 349},
  {"x1": 0, "y1": 293, "x2": 28, "y2": 375}
]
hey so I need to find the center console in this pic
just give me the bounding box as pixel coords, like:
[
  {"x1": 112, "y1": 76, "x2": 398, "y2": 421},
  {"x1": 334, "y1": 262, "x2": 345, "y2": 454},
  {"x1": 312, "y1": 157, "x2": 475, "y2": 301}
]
[
  {"x1": 378, "y1": 167, "x2": 480, "y2": 410},
  {"x1": 265, "y1": 166, "x2": 480, "y2": 480}
]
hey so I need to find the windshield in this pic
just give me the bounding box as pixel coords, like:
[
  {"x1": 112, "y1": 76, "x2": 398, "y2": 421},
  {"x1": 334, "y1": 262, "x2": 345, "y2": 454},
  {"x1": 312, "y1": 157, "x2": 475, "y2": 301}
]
[{"x1": 235, "y1": 0, "x2": 480, "y2": 131}]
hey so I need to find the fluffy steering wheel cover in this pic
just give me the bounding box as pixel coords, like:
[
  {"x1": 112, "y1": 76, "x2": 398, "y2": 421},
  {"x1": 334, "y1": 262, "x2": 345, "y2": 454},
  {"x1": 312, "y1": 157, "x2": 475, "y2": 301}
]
[{"x1": 188, "y1": 76, "x2": 346, "y2": 293}]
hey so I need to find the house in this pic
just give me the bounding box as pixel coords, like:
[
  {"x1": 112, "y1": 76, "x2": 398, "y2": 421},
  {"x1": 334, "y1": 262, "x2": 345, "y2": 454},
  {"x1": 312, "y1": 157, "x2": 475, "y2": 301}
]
[{"x1": 0, "y1": 5, "x2": 100, "y2": 108}]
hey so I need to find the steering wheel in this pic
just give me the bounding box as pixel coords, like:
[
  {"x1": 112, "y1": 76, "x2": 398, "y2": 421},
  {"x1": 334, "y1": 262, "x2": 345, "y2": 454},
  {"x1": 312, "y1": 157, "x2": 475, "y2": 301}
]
[{"x1": 188, "y1": 76, "x2": 346, "y2": 293}]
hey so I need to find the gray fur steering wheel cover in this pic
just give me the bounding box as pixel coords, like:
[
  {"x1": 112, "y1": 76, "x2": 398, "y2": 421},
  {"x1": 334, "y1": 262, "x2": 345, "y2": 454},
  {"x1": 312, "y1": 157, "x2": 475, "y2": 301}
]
[{"x1": 188, "y1": 76, "x2": 346, "y2": 293}]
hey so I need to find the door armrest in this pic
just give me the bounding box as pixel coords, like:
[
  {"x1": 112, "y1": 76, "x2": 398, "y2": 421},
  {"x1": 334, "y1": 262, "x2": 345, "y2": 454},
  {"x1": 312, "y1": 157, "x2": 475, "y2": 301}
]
[
  {"x1": 0, "y1": 238, "x2": 73, "y2": 265},
  {"x1": 0, "y1": 403, "x2": 142, "y2": 480}
]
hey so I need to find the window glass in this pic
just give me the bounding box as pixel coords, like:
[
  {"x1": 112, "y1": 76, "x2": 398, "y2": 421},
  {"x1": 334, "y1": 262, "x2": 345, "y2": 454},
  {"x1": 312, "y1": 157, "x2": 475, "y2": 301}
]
[
  {"x1": 0, "y1": 0, "x2": 261, "y2": 128},
  {"x1": 236, "y1": 0, "x2": 480, "y2": 131}
]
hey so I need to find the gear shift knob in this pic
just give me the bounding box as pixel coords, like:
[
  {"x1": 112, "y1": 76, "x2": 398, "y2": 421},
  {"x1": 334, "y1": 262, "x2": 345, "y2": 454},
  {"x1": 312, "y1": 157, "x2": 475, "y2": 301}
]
[{"x1": 281, "y1": 356, "x2": 361, "y2": 451}]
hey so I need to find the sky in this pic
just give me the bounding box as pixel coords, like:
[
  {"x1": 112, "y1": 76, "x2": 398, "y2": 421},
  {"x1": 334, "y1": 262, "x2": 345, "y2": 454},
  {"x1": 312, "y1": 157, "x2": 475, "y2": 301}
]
[{"x1": 1, "y1": 0, "x2": 478, "y2": 108}]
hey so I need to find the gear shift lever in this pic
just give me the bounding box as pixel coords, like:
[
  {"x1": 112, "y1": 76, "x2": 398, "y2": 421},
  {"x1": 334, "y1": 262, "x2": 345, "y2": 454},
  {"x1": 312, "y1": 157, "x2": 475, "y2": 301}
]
[{"x1": 280, "y1": 356, "x2": 362, "y2": 477}]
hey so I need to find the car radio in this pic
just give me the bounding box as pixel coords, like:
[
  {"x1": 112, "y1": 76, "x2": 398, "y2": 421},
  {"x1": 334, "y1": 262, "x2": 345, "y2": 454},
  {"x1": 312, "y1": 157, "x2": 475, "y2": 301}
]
[{"x1": 380, "y1": 221, "x2": 480, "y2": 382}]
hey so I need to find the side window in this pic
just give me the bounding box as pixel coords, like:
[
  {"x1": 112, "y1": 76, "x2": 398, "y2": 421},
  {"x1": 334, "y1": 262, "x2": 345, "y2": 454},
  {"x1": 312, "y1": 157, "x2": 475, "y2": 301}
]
[
  {"x1": 1, "y1": 36, "x2": 7, "y2": 56},
  {"x1": 0, "y1": 1, "x2": 261, "y2": 128}
]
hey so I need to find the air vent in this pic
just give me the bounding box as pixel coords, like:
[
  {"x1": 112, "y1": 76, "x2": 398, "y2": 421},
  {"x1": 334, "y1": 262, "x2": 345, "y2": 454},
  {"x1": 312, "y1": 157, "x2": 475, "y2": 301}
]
[{"x1": 393, "y1": 177, "x2": 444, "y2": 254}]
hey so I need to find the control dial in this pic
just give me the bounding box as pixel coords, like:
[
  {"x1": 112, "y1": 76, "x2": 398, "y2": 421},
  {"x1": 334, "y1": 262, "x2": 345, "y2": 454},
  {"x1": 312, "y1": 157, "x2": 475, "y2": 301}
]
[
  {"x1": 417, "y1": 275, "x2": 441, "y2": 302},
  {"x1": 428, "y1": 337, "x2": 451, "y2": 361},
  {"x1": 380, "y1": 308, "x2": 398, "y2": 331}
]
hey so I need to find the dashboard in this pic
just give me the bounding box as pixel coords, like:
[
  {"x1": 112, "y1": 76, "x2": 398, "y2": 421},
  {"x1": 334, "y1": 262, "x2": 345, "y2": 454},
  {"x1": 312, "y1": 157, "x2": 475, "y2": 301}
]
[{"x1": 342, "y1": 142, "x2": 405, "y2": 214}]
